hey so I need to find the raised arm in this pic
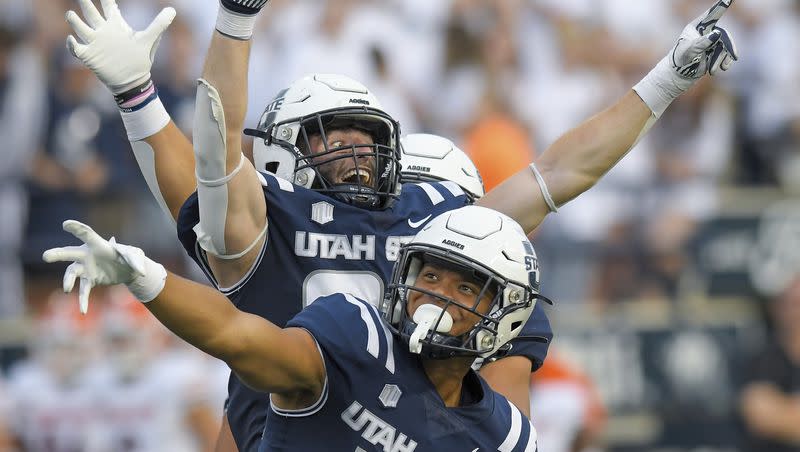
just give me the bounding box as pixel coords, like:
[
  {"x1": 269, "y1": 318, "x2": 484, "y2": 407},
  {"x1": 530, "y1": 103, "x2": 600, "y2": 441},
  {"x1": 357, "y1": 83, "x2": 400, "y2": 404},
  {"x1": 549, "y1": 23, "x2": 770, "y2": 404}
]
[
  {"x1": 479, "y1": 0, "x2": 738, "y2": 233},
  {"x1": 189, "y1": 0, "x2": 273, "y2": 286},
  {"x1": 65, "y1": 0, "x2": 196, "y2": 222},
  {"x1": 42, "y1": 220, "x2": 324, "y2": 397}
]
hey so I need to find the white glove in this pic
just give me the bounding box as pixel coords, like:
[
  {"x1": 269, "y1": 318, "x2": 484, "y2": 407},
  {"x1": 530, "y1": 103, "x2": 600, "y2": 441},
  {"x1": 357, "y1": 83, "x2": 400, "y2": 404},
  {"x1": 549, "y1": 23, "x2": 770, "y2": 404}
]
[
  {"x1": 42, "y1": 220, "x2": 167, "y2": 314},
  {"x1": 634, "y1": 0, "x2": 738, "y2": 117},
  {"x1": 65, "y1": 0, "x2": 175, "y2": 94}
]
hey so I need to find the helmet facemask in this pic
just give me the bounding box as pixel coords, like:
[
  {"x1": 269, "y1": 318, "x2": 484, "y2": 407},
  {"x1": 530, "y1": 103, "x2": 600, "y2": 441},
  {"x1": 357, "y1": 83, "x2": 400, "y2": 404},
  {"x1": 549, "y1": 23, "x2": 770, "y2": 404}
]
[
  {"x1": 296, "y1": 111, "x2": 399, "y2": 209},
  {"x1": 383, "y1": 245, "x2": 533, "y2": 359},
  {"x1": 250, "y1": 106, "x2": 401, "y2": 210}
]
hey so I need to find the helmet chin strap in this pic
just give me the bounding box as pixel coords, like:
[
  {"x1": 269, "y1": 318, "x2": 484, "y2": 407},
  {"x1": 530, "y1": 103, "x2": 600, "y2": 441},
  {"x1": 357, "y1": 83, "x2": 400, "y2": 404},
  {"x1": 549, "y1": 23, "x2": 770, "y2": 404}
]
[{"x1": 409, "y1": 304, "x2": 453, "y2": 354}]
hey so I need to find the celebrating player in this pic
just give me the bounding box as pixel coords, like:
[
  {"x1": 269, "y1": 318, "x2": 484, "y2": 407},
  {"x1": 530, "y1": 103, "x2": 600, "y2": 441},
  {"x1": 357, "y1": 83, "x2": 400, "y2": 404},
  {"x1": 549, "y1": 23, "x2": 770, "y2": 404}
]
[{"x1": 44, "y1": 206, "x2": 543, "y2": 451}]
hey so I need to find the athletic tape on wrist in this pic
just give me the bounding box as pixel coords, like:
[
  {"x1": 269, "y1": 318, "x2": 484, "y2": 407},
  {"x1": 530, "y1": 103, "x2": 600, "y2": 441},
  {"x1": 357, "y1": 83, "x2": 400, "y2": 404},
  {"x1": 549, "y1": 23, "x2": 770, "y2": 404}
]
[
  {"x1": 120, "y1": 97, "x2": 170, "y2": 142},
  {"x1": 632, "y1": 56, "x2": 687, "y2": 118},
  {"x1": 215, "y1": 6, "x2": 257, "y2": 40},
  {"x1": 128, "y1": 259, "x2": 168, "y2": 303}
]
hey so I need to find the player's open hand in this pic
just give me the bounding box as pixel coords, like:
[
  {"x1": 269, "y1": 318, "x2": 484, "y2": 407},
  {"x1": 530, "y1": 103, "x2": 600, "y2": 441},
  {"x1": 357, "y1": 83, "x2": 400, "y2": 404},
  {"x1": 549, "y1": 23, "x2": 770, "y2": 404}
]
[
  {"x1": 671, "y1": 0, "x2": 738, "y2": 79},
  {"x1": 43, "y1": 220, "x2": 149, "y2": 314},
  {"x1": 65, "y1": 0, "x2": 175, "y2": 94}
]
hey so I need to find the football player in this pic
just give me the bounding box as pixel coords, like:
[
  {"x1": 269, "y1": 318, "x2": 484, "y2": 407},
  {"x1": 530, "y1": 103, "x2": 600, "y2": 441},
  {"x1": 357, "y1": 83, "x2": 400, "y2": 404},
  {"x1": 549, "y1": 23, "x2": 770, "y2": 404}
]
[
  {"x1": 6, "y1": 301, "x2": 100, "y2": 452},
  {"x1": 90, "y1": 295, "x2": 219, "y2": 452},
  {"x1": 44, "y1": 205, "x2": 545, "y2": 451}
]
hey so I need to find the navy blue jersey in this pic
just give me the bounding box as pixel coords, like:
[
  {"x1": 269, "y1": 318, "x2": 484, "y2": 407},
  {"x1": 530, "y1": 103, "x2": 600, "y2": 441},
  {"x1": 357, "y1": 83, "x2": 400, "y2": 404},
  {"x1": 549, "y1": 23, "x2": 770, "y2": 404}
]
[
  {"x1": 176, "y1": 173, "x2": 551, "y2": 450},
  {"x1": 260, "y1": 293, "x2": 538, "y2": 452}
]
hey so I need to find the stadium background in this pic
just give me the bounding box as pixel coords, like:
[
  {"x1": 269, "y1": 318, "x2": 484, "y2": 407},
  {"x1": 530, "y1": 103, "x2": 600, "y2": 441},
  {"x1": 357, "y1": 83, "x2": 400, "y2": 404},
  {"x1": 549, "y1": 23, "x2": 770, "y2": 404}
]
[{"x1": 1, "y1": 0, "x2": 799, "y2": 450}]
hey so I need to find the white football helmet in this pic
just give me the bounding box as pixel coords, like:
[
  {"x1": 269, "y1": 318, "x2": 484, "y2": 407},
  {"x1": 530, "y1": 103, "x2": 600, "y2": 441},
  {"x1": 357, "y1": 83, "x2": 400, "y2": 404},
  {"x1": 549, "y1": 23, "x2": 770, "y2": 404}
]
[
  {"x1": 400, "y1": 134, "x2": 484, "y2": 201},
  {"x1": 246, "y1": 74, "x2": 401, "y2": 209},
  {"x1": 382, "y1": 205, "x2": 550, "y2": 359}
]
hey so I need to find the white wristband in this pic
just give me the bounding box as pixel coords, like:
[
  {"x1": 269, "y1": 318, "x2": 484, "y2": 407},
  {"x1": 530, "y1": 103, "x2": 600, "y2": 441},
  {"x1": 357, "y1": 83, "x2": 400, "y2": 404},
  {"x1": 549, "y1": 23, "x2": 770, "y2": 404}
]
[
  {"x1": 216, "y1": 7, "x2": 257, "y2": 40},
  {"x1": 120, "y1": 97, "x2": 170, "y2": 142},
  {"x1": 127, "y1": 258, "x2": 168, "y2": 303}
]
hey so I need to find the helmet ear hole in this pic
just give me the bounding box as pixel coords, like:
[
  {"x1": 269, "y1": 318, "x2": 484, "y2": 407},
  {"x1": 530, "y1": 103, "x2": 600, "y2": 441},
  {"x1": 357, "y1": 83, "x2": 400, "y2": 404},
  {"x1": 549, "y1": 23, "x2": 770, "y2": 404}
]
[{"x1": 264, "y1": 162, "x2": 279, "y2": 173}]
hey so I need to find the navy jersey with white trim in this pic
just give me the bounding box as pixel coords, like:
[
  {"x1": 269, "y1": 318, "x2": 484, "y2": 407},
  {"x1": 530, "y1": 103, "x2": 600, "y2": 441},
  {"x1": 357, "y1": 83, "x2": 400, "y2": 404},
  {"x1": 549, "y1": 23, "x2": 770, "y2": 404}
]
[
  {"x1": 175, "y1": 173, "x2": 551, "y2": 451},
  {"x1": 260, "y1": 293, "x2": 538, "y2": 452}
]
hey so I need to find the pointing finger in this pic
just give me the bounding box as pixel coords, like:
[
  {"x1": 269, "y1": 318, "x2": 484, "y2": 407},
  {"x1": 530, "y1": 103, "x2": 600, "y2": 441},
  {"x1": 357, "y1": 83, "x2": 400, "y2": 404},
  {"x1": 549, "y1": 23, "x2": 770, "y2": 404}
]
[{"x1": 696, "y1": 0, "x2": 735, "y2": 35}]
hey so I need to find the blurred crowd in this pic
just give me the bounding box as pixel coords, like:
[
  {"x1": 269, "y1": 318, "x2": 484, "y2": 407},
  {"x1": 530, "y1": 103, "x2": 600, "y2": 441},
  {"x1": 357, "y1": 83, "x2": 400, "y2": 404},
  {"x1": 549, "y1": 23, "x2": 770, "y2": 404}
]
[{"x1": 1, "y1": 0, "x2": 799, "y2": 450}]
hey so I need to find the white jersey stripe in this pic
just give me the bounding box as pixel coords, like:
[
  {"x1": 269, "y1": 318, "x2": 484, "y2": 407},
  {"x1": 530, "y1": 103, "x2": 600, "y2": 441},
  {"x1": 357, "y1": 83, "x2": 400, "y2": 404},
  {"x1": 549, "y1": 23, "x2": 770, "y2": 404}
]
[
  {"x1": 498, "y1": 399, "x2": 522, "y2": 452},
  {"x1": 256, "y1": 171, "x2": 268, "y2": 186},
  {"x1": 523, "y1": 418, "x2": 537, "y2": 452},
  {"x1": 376, "y1": 313, "x2": 396, "y2": 374},
  {"x1": 275, "y1": 176, "x2": 295, "y2": 192},
  {"x1": 360, "y1": 301, "x2": 396, "y2": 374},
  {"x1": 418, "y1": 182, "x2": 444, "y2": 205},
  {"x1": 343, "y1": 294, "x2": 380, "y2": 359},
  {"x1": 441, "y1": 180, "x2": 465, "y2": 197}
]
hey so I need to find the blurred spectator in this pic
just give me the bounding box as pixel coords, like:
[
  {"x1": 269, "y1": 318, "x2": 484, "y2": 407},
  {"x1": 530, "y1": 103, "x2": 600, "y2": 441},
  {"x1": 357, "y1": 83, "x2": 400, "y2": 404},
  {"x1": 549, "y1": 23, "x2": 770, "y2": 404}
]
[
  {"x1": 740, "y1": 276, "x2": 800, "y2": 451},
  {"x1": 24, "y1": 52, "x2": 112, "y2": 264},
  {"x1": 0, "y1": 25, "x2": 46, "y2": 319},
  {"x1": 464, "y1": 91, "x2": 535, "y2": 191},
  {"x1": 366, "y1": 45, "x2": 420, "y2": 136},
  {"x1": 155, "y1": 15, "x2": 199, "y2": 135},
  {"x1": 6, "y1": 296, "x2": 102, "y2": 451},
  {"x1": 735, "y1": 1, "x2": 800, "y2": 186},
  {"x1": 89, "y1": 291, "x2": 219, "y2": 452},
  {"x1": 434, "y1": 0, "x2": 534, "y2": 190},
  {"x1": 638, "y1": 77, "x2": 735, "y2": 300},
  {"x1": 531, "y1": 351, "x2": 607, "y2": 452}
]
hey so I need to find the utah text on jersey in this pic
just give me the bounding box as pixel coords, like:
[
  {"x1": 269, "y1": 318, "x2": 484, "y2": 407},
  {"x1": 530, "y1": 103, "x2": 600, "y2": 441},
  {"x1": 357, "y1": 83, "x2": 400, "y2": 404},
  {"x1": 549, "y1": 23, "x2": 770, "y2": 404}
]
[{"x1": 294, "y1": 232, "x2": 415, "y2": 262}]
